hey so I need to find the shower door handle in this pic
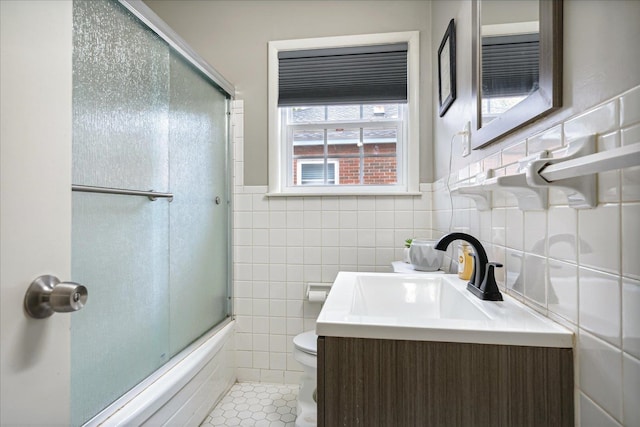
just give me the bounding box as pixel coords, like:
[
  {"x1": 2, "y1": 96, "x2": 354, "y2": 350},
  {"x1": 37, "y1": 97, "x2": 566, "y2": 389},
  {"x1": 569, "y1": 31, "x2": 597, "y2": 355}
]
[{"x1": 24, "y1": 275, "x2": 88, "y2": 319}]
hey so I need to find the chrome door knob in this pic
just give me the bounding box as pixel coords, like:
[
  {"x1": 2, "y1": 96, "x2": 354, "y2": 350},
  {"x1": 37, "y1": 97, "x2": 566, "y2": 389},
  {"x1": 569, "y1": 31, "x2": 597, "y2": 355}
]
[{"x1": 24, "y1": 275, "x2": 88, "y2": 319}]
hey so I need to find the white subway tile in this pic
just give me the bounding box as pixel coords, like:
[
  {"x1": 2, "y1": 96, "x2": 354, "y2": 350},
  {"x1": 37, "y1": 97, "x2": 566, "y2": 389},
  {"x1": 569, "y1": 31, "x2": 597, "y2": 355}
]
[
  {"x1": 565, "y1": 100, "x2": 619, "y2": 143},
  {"x1": 524, "y1": 210, "x2": 547, "y2": 256},
  {"x1": 357, "y1": 229, "x2": 376, "y2": 247},
  {"x1": 579, "y1": 204, "x2": 620, "y2": 275},
  {"x1": 303, "y1": 210, "x2": 321, "y2": 229},
  {"x1": 321, "y1": 197, "x2": 339, "y2": 210},
  {"x1": 338, "y1": 197, "x2": 358, "y2": 211},
  {"x1": 395, "y1": 197, "x2": 414, "y2": 210},
  {"x1": 252, "y1": 316, "x2": 269, "y2": 334},
  {"x1": 269, "y1": 318, "x2": 287, "y2": 334},
  {"x1": 321, "y1": 247, "x2": 339, "y2": 265},
  {"x1": 303, "y1": 229, "x2": 321, "y2": 246},
  {"x1": 269, "y1": 264, "x2": 286, "y2": 282},
  {"x1": 253, "y1": 334, "x2": 269, "y2": 351},
  {"x1": 491, "y1": 208, "x2": 506, "y2": 247},
  {"x1": 505, "y1": 249, "x2": 524, "y2": 297},
  {"x1": 357, "y1": 196, "x2": 376, "y2": 211},
  {"x1": 547, "y1": 259, "x2": 578, "y2": 324},
  {"x1": 621, "y1": 203, "x2": 640, "y2": 280},
  {"x1": 527, "y1": 124, "x2": 563, "y2": 155},
  {"x1": 358, "y1": 210, "x2": 376, "y2": 228},
  {"x1": 622, "y1": 278, "x2": 640, "y2": 359},
  {"x1": 269, "y1": 334, "x2": 286, "y2": 352},
  {"x1": 501, "y1": 140, "x2": 527, "y2": 166},
  {"x1": 579, "y1": 267, "x2": 621, "y2": 347},
  {"x1": 622, "y1": 353, "x2": 640, "y2": 427},
  {"x1": 579, "y1": 393, "x2": 622, "y2": 427},
  {"x1": 286, "y1": 246, "x2": 303, "y2": 265},
  {"x1": 505, "y1": 208, "x2": 524, "y2": 251},
  {"x1": 252, "y1": 246, "x2": 269, "y2": 264},
  {"x1": 321, "y1": 210, "x2": 339, "y2": 228},
  {"x1": 578, "y1": 330, "x2": 623, "y2": 422},
  {"x1": 252, "y1": 281, "x2": 269, "y2": 299},
  {"x1": 269, "y1": 282, "x2": 286, "y2": 299},
  {"x1": 394, "y1": 211, "x2": 414, "y2": 229},
  {"x1": 620, "y1": 85, "x2": 640, "y2": 127},
  {"x1": 621, "y1": 124, "x2": 640, "y2": 202},
  {"x1": 321, "y1": 229, "x2": 339, "y2": 247},
  {"x1": 252, "y1": 229, "x2": 269, "y2": 246},
  {"x1": 303, "y1": 197, "x2": 321, "y2": 211},
  {"x1": 374, "y1": 211, "x2": 394, "y2": 229},
  {"x1": 339, "y1": 211, "x2": 358, "y2": 228},
  {"x1": 524, "y1": 254, "x2": 547, "y2": 307},
  {"x1": 252, "y1": 352, "x2": 269, "y2": 369},
  {"x1": 547, "y1": 206, "x2": 578, "y2": 263},
  {"x1": 234, "y1": 193, "x2": 252, "y2": 211},
  {"x1": 286, "y1": 229, "x2": 303, "y2": 247},
  {"x1": 269, "y1": 246, "x2": 286, "y2": 264},
  {"x1": 269, "y1": 353, "x2": 287, "y2": 371},
  {"x1": 269, "y1": 211, "x2": 286, "y2": 228},
  {"x1": 253, "y1": 299, "x2": 269, "y2": 317},
  {"x1": 597, "y1": 131, "x2": 621, "y2": 203}
]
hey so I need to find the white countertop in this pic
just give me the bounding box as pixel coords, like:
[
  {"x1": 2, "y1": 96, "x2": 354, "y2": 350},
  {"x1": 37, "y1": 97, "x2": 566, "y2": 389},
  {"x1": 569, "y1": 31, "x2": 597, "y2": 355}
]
[{"x1": 316, "y1": 272, "x2": 573, "y2": 348}]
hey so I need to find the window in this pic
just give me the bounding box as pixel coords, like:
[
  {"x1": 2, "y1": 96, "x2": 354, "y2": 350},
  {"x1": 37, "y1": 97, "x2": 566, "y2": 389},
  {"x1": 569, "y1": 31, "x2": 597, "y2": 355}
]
[{"x1": 268, "y1": 32, "x2": 420, "y2": 195}]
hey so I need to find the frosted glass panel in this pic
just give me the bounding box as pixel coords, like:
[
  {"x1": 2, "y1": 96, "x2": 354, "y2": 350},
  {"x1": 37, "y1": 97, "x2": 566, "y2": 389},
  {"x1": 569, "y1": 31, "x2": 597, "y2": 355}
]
[
  {"x1": 168, "y1": 54, "x2": 229, "y2": 355},
  {"x1": 70, "y1": 193, "x2": 169, "y2": 426},
  {"x1": 72, "y1": 0, "x2": 169, "y2": 191},
  {"x1": 71, "y1": 0, "x2": 230, "y2": 424}
]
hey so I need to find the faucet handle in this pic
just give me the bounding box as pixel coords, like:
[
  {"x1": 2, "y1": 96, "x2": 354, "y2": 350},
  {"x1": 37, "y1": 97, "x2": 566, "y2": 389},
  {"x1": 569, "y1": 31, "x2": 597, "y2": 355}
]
[{"x1": 479, "y1": 262, "x2": 504, "y2": 301}]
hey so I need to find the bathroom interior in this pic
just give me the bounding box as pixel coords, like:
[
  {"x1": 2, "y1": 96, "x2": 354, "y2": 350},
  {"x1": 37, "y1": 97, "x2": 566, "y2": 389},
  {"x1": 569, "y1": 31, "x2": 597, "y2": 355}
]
[{"x1": 1, "y1": 0, "x2": 639, "y2": 426}]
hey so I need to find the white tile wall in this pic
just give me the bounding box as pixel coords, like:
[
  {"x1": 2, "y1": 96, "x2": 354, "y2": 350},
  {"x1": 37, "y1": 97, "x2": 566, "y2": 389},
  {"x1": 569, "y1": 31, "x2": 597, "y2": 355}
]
[
  {"x1": 230, "y1": 100, "x2": 432, "y2": 384},
  {"x1": 431, "y1": 86, "x2": 640, "y2": 426},
  {"x1": 231, "y1": 87, "x2": 640, "y2": 425}
]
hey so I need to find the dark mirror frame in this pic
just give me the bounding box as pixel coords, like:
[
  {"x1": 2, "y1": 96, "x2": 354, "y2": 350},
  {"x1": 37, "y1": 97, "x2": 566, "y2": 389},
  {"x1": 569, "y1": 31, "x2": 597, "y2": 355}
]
[{"x1": 471, "y1": 0, "x2": 563, "y2": 150}]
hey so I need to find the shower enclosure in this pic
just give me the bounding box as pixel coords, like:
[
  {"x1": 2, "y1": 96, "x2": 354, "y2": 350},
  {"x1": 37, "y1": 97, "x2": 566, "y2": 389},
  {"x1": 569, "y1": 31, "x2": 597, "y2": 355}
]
[{"x1": 70, "y1": 1, "x2": 232, "y2": 424}]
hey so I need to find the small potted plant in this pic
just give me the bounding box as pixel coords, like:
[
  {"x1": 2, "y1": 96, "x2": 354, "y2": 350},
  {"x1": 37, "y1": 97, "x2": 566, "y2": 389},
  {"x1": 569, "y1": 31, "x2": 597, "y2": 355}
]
[{"x1": 403, "y1": 238, "x2": 413, "y2": 263}]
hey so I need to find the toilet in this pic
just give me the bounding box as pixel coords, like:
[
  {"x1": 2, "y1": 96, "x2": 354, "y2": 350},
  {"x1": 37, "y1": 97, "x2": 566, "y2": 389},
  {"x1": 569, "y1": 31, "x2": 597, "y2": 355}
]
[{"x1": 292, "y1": 330, "x2": 318, "y2": 427}]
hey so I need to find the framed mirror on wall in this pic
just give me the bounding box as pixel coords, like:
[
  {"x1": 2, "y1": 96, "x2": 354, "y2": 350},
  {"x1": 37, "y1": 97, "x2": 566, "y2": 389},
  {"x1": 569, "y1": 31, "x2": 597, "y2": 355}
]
[{"x1": 471, "y1": 0, "x2": 562, "y2": 150}]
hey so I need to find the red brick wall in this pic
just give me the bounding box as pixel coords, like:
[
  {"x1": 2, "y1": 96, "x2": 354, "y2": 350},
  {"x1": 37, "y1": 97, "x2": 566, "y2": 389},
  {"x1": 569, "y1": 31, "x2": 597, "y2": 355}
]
[{"x1": 292, "y1": 143, "x2": 397, "y2": 185}]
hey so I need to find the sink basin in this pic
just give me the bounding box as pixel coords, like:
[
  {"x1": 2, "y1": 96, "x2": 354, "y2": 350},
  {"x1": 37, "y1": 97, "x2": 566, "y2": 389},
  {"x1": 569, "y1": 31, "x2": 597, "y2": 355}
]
[
  {"x1": 350, "y1": 275, "x2": 489, "y2": 322},
  {"x1": 316, "y1": 272, "x2": 573, "y2": 348}
]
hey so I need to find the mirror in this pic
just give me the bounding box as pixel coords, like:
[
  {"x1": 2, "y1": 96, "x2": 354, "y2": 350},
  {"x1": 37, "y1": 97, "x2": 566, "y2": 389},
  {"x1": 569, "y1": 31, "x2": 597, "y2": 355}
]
[{"x1": 471, "y1": 0, "x2": 562, "y2": 149}]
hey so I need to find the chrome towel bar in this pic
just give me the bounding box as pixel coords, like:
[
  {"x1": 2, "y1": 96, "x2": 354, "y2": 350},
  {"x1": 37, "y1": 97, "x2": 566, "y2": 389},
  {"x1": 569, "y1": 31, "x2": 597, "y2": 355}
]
[{"x1": 72, "y1": 184, "x2": 174, "y2": 202}]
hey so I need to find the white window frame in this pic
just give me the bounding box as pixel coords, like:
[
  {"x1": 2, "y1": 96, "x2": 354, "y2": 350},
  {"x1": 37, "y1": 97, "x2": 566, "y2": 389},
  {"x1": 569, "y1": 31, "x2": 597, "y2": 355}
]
[{"x1": 267, "y1": 31, "x2": 420, "y2": 196}]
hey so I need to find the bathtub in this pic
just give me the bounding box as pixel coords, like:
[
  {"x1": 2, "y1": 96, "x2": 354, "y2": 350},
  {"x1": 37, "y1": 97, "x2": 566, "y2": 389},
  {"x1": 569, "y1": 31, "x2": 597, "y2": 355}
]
[{"x1": 85, "y1": 319, "x2": 236, "y2": 426}]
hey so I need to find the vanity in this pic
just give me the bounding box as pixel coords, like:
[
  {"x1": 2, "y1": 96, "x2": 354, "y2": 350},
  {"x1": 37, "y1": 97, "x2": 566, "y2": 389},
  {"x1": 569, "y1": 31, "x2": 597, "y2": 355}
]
[{"x1": 315, "y1": 272, "x2": 574, "y2": 426}]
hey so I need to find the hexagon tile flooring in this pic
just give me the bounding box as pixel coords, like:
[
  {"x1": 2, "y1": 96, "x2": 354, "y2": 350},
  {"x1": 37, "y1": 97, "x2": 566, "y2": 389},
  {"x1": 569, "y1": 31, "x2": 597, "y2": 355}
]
[{"x1": 200, "y1": 382, "x2": 299, "y2": 427}]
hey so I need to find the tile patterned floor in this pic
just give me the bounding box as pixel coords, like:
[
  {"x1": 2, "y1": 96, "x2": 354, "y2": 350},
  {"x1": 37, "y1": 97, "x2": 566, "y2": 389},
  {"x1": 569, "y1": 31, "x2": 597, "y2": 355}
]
[{"x1": 200, "y1": 382, "x2": 299, "y2": 427}]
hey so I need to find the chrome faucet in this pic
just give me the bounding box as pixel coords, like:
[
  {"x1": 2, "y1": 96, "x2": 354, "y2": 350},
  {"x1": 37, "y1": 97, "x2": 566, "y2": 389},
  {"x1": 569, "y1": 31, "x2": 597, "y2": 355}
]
[{"x1": 434, "y1": 232, "x2": 503, "y2": 301}]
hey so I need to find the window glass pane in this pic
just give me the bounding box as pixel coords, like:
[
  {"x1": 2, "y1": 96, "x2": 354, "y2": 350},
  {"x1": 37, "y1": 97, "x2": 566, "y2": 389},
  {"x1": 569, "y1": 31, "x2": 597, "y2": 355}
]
[
  {"x1": 327, "y1": 129, "x2": 360, "y2": 185},
  {"x1": 363, "y1": 127, "x2": 397, "y2": 144},
  {"x1": 364, "y1": 155, "x2": 397, "y2": 185},
  {"x1": 361, "y1": 104, "x2": 400, "y2": 120},
  {"x1": 291, "y1": 106, "x2": 325, "y2": 123},
  {"x1": 327, "y1": 105, "x2": 361, "y2": 121}
]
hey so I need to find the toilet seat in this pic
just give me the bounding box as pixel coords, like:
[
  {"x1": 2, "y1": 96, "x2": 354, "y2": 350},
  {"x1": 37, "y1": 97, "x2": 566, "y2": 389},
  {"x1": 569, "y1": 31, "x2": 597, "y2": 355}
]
[{"x1": 293, "y1": 330, "x2": 317, "y2": 355}]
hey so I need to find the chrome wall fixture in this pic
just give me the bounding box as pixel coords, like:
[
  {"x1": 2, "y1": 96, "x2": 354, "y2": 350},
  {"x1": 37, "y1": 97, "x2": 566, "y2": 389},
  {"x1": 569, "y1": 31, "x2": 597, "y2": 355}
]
[
  {"x1": 24, "y1": 275, "x2": 88, "y2": 319},
  {"x1": 72, "y1": 185, "x2": 174, "y2": 202}
]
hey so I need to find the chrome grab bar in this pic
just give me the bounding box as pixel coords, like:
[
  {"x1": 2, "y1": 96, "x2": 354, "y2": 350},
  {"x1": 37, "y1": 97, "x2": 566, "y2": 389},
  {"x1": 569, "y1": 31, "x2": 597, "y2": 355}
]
[{"x1": 72, "y1": 184, "x2": 174, "y2": 202}]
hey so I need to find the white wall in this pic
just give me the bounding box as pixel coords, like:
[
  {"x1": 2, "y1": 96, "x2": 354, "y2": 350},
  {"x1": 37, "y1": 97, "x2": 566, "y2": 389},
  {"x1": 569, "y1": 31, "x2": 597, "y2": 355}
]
[
  {"x1": 0, "y1": 1, "x2": 73, "y2": 424},
  {"x1": 145, "y1": 0, "x2": 433, "y2": 185}
]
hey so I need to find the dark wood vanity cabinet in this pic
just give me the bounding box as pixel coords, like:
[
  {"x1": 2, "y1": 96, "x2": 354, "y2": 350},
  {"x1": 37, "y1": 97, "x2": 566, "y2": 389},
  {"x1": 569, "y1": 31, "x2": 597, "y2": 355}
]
[{"x1": 317, "y1": 336, "x2": 573, "y2": 427}]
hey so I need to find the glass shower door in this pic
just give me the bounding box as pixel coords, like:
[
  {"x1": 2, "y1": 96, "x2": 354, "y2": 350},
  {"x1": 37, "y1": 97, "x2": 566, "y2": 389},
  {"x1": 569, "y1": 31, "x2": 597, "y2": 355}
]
[
  {"x1": 168, "y1": 54, "x2": 230, "y2": 356},
  {"x1": 70, "y1": 1, "x2": 230, "y2": 425}
]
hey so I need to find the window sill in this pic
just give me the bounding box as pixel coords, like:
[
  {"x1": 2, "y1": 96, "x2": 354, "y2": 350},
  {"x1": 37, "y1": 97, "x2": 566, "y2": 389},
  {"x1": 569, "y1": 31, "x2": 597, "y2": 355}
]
[{"x1": 265, "y1": 191, "x2": 423, "y2": 198}]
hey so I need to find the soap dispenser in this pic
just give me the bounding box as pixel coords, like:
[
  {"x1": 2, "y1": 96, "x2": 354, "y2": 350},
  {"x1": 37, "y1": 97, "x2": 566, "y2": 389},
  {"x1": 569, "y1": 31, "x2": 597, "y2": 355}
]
[{"x1": 458, "y1": 243, "x2": 473, "y2": 280}]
